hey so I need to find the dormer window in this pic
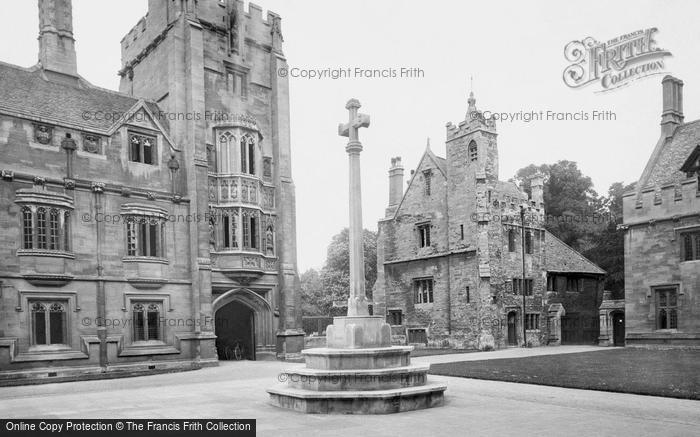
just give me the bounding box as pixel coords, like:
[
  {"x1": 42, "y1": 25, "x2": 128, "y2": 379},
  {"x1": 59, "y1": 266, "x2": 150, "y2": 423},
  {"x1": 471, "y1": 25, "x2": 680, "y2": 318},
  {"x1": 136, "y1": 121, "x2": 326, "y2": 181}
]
[{"x1": 129, "y1": 132, "x2": 157, "y2": 165}]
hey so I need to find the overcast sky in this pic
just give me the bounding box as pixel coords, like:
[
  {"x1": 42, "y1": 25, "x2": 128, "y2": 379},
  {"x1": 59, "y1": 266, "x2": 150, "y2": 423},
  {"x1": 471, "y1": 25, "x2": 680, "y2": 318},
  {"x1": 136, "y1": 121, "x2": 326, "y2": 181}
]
[{"x1": 2, "y1": 0, "x2": 699, "y2": 271}]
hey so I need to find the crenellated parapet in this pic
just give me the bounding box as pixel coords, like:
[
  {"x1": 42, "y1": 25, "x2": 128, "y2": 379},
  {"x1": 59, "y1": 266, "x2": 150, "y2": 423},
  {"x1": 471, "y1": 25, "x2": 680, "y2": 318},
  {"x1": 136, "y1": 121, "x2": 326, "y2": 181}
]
[
  {"x1": 119, "y1": 0, "x2": 284, "y2": 78},
  {"x1": 623, "y1": 177, "x2": 700, "y2": 226}
]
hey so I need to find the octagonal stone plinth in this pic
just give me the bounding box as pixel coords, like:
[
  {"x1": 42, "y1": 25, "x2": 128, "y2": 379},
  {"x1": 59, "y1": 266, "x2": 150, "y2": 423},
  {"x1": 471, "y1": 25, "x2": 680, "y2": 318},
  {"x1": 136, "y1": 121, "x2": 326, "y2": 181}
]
[{"x1": 267, "y1": 316, "x2": 446, "y2": 414}]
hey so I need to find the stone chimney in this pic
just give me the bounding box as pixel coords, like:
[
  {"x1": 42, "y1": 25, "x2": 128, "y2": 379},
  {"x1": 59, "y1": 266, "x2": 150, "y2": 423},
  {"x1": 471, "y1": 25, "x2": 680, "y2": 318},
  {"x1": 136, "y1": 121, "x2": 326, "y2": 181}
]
[
  {"x1": 530, "y1": 172, "x2": 545, "y2": 209},
  {"x1": 38, "y1": 0, "x2": 78, "y2": 76},
  {"x1": 385, "y1": 157, "x2": 404, "y2": 217},
  {"x1": 661, "y1": 75, "x2": 684, "y2": 138},
  {"x1": 388, "y1": 157, "x2": 404, "y2": 206}
]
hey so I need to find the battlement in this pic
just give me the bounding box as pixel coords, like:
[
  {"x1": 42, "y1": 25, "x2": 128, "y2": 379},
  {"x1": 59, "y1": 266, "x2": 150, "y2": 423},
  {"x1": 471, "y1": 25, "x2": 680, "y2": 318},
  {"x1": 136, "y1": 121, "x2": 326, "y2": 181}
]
[
  {"x1": 623, "y1": 176, "x2": 700, "y2": 225},
  {"x1": 120, "y1": 0, "x2": 283, "y2": 72},
  {"x1": 445, "y1": 113, "x2": 496, "y2": 141}
]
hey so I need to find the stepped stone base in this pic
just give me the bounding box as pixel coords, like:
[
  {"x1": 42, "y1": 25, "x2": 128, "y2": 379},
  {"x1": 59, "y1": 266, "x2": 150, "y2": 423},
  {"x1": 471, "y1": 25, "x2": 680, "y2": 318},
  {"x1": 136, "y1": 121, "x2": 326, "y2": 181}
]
[
  {"x1": 267, "y1": 316, "x2": 446, "y2": 414},
  {"x1": 268, "y1": 383, "x2": 446, "y2": 414}
]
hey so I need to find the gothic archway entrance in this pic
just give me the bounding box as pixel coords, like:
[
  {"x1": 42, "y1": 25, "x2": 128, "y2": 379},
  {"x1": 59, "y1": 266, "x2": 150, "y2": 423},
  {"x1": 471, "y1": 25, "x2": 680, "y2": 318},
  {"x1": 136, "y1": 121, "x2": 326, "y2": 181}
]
[
  {"x1": 612, "y1": 311, "x2": 625, "y2": 346},
  {"x1": 212, "y1": 288, "x2": 276, "y2": 361},
  {"x1": 215, "y1": 301, "x2": 255, "y2": 360}
]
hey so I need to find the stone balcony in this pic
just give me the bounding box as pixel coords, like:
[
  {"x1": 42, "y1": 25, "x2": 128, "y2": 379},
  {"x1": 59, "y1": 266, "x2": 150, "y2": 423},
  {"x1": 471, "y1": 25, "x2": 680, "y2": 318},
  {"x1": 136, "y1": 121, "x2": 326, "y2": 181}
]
[
  {"x1": 212, "y1": 251, "x2": 278, "y2": 284},
  {"x1": 208, "y1": 174, "x2": 275, "y2": 210},
  {"x1": 17, "y1": 249, "x2": 75, "y2": 286},
  {"x1": 122, "y1": 256, "x2": 169, "y2": 289}
]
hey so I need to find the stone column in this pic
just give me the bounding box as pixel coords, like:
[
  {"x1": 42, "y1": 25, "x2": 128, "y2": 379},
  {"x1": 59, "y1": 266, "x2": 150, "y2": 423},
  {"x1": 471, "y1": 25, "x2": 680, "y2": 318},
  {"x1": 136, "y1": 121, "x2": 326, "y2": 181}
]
[{"x1": 338, "y1": 99, "x2": 371, "y2": 317}]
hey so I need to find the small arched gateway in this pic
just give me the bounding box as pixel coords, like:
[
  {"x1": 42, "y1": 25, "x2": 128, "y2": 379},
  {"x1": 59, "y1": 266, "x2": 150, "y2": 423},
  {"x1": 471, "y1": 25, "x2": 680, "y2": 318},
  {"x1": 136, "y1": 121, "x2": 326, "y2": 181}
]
[
  {"x1": 598, "y1": 292, "x2": 625, "y2": 347},
  {"x1": 213, "y1": 288, "x2": 276, "y2": 361}
]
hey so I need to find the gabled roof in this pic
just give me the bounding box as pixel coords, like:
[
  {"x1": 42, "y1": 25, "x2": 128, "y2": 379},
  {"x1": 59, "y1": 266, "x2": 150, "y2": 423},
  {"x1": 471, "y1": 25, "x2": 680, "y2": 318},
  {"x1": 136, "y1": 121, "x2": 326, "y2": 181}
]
[
  {"x1": 637, "y1": 120, "x2": 700, "y2": 189},
  {"x1": 390, "y1": 145, "x2": 447, "y2": 218},
  {"x1": 0, "y1": 61, "x2": 161, "y2": 135},
  {"x1": 680, "y1": 145, "x2": 700, "y2": 174},
  {"x1": 544, "y1": 231, "x2": 605, "y2": 275}
]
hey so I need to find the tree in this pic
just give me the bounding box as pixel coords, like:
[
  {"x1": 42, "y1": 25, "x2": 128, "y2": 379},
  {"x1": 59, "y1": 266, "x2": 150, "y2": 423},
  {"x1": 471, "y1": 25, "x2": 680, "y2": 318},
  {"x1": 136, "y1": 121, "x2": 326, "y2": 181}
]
[
  {"x1": 516, "y1": 160, "x2": 603, "y2": 251},
  {"x1": 299, "y1": 268, "x2": 323, "y2": 316},
  {"x1": 583, "y1": 182, "x2": 634, "y2": 295},
  {"x1": 299, "y1": 228, "x2": 378, "y2": 316}
]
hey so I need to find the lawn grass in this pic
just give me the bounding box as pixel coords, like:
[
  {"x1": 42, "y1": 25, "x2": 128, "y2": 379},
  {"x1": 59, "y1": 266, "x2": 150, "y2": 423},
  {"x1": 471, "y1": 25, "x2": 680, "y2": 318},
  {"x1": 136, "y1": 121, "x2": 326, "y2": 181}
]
[
  {"x1": 409, "y1": 348, "x2": 476, "y2": 358},
  {"x1": 429, "y1": 348, "x2": 700, "y2": 400}
]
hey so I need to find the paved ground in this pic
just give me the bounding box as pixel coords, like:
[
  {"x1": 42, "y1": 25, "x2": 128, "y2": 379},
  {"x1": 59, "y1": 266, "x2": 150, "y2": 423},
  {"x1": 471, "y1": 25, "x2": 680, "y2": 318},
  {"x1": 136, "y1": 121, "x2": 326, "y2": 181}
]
[{"x1": 1, "y1": 346, "x2": 698, "y2": 437}]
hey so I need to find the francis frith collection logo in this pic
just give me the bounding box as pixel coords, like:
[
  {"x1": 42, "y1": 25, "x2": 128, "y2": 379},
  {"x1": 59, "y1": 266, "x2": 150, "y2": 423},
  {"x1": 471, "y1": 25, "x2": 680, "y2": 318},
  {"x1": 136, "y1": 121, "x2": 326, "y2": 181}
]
[{"x1": 563, "y1": 28, "x2": 672, "y2": 92}]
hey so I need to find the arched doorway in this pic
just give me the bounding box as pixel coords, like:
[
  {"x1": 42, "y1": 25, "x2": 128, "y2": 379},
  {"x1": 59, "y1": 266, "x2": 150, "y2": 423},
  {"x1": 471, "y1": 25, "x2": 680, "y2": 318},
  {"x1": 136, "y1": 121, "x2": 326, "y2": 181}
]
[
  {"x1": 612, "y1": 311, "x2": 625, "y2": 346},
  {"x1": 212, "y1": 288, "x2": 276, "y2": 361},
  {"x1": 507, "y1": 311, "x2": 518, "y2": 346},
  {"x1": 215, "y1": 301, "x2": 255, "y2": 360}
]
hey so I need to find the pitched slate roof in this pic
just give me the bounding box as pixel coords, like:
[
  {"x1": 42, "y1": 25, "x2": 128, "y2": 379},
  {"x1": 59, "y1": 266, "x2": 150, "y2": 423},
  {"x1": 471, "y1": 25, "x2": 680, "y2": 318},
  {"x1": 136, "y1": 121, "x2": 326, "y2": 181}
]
[
  {"x1": 495, "y1": 180, "x2": 527, "y2": 202},
  {"x1": 638, "y1": 119, "x2": 700, "y2": 189},
  {"x1": 0, "y1": 61, "x2": 145, "y2": 133},
  {"x1": 544, "y1": 231, "x2": 605, "y2": 275}
]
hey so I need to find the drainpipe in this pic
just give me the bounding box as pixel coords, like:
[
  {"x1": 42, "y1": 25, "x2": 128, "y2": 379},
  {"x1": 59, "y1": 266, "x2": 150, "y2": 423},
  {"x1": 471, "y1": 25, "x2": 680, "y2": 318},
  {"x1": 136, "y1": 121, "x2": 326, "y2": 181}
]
[
  {"x1": 520, "y1": 205, "x2": 527, "y2": 347},
  {"x1": 92, "y1": 183, "x2": 107, "y2": 371}
]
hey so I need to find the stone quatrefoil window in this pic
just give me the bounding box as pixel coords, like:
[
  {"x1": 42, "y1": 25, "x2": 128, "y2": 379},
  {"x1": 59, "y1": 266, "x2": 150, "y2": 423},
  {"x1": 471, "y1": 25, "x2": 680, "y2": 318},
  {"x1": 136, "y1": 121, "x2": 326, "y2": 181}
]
[
  {"x1": 215, "y1": 130, "x2": 257, "y2": 175},
  {"x1": 125, "y1": 216, "x2": 165, "y2": 258},
  {"x1": 132, "y1": 302, "x2": 162, "y2": 342},
  {"x1": 129, "y1": 132, "x2": 157, "y2": 165},
  {"x1": 31, "y1": 302, "x2": 67, "y2": 346},
  {"x1": 21, "y1": 206, "x2": 71, "y2": 252}
]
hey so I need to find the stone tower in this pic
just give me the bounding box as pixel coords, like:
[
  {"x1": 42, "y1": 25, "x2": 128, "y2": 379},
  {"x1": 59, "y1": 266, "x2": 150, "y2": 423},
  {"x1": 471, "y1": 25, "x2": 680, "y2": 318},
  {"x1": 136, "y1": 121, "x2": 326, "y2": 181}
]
[{"x1": 119, "y1": 0, "x2": 303, "y2": 359}]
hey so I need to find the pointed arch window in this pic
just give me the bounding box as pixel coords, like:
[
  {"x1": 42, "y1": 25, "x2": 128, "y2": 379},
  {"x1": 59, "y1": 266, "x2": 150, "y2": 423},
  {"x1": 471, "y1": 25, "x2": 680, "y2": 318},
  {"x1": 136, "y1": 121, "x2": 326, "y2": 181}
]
[
  {"x1": 468, "y1": 141, "x2": 478, "y2": 162},
  {"x1": 132, "y1": 302, "x2": 162, "y2": 341},
  {"x1": 240, "y1": 135, "x2": 256, "y2": 175},
  {"x1": 218, "y1": 131, "x2": 235, "y2": 173},
  {"x1": 31, "y1": 301, "x2": 67, "y2": 346}
]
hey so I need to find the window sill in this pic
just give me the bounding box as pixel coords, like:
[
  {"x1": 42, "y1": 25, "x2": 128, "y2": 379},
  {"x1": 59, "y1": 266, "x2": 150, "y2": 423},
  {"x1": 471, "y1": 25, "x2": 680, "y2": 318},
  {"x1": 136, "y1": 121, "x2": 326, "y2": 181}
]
[
  {"x1": 14, "y1": 346, "x2": 88, "y2": 362},
  {"x1": 122, "y1": 256, "x2": 169, "y2": 265},
  {"x1": 17, "y1": 249, "x2": 75, "y2": 259},
  {"x1": 119, "y1": 342, "x2": 180, "y2": 357},
  {"x1": 128, "y1": 161, "x2": 158, "y2": 167},
  {"x1": 28, "y1": 344, "x2": 72, "y2": 353}
]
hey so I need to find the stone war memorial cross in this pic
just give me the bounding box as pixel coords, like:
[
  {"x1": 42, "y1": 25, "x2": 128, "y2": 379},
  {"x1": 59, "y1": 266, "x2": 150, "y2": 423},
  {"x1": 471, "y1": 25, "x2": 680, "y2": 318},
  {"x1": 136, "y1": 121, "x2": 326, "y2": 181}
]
[
  {"x1": 338, "y1": 98, "x2": 371, "y2": 317},
  {"x1": 267, "y1": 98, "x2": 446, "y2": 414}
]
